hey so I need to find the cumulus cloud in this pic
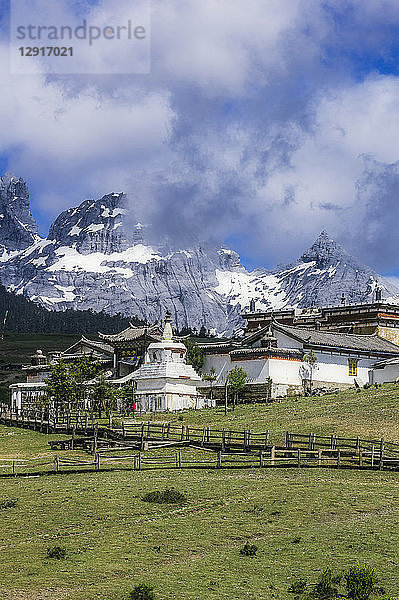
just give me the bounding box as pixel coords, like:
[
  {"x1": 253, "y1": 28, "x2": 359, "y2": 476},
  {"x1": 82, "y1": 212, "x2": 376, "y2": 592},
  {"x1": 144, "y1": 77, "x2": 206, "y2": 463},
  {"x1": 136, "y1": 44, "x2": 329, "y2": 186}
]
[{"x1": 1, "y1": 0, "x2": 399, "y2": 272}]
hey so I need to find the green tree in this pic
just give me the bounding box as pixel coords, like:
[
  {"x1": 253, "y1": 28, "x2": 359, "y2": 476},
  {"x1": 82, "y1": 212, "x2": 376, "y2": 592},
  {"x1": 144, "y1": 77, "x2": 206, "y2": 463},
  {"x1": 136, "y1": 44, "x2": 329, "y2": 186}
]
[
  {"x1": 116, "y1": 382, "x2": 135, "y2": 415},
  {"x1": 90, "y1": 372, "x2": 119, "y2": 417},
  {"x1": 45, "y1": 356, "x2": 103, "y2": 413},
  {"x1": 70, "y1": 356, "x2": 101, "y2": 408},
  {"x1": 227, "y1": 366, "x2": 249, "y2": 410},
  {"x1": 302, "y1": 350, "x2": 318, "y2": 395},
  {"x1": 202, "y1": 366, "x2": 217, "y2": 403},
  {"x1": 45, "y1": 361, "x2": 77, "y2": 413},
  {"x1": 184, "y1": 340, "x2": 205, "y2": 373}
]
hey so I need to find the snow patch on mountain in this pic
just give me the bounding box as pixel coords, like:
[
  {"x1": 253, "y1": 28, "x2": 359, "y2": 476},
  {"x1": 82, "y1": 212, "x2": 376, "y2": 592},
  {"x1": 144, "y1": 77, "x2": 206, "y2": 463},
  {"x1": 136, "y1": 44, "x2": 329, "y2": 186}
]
[
  {"x1": 47, "y1": 244, "x2": 162, "y2": 274},
  {"x1": 0, "y1": 179, "x2": 398, "y2": 334},
  {"x1": 214, "y1": 269, "x2": 287, "y2": 310}
]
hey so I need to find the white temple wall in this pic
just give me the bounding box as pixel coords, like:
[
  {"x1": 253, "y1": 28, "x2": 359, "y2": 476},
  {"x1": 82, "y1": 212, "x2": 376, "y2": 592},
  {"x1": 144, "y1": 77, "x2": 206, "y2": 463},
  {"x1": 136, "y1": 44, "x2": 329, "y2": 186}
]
[
  {"x1": 268, "y1": 358, "x2": 302, "y2": 385},
  {"x1": 310, "y1": 351, "x2": 374, "y2": 385},
  {"x1": 230, "y1": 358, "x2": 269, "y2": 383},
  {"x1": 370, "y1": 364, "x2": 399, "y2": 384},
  {"x1": 202, "y1": 354, "x2": 232, "y2": 384}
]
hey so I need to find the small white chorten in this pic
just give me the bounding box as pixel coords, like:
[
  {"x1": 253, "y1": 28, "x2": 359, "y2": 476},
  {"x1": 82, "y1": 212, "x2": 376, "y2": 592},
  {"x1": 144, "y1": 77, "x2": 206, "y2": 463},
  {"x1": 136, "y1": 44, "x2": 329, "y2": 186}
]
[{"x1": 132, "y1": 312, "x2": 208, "y2": 412}]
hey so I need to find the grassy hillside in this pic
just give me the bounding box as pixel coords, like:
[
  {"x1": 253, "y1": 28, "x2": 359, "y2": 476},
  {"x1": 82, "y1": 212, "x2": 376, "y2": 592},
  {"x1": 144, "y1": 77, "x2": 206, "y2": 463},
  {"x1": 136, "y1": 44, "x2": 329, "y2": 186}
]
[
  {"x1": 129, "y1": 383, "x2": 399, "y2": 445},
  {"x1": 0, "y1": 387, "x2": 398, "y2": 600}
]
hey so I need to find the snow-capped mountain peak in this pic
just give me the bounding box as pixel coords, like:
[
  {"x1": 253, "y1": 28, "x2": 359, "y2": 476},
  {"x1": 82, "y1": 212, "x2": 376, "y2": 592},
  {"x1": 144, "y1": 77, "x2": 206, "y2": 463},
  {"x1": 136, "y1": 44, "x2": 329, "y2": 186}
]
[{"x1": 0, "y1": 175, "x2": 398, "y2": 333}]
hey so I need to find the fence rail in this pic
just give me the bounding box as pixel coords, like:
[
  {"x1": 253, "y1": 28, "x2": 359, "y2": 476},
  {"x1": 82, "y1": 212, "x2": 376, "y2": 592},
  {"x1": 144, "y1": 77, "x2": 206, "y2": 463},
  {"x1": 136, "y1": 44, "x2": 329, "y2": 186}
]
[
  {"x1": 1, "y1": 444, "x2": 398, "y2": 478},
  {"x1": 1, "y1": 406, "x2": 399, "y2": 477}
]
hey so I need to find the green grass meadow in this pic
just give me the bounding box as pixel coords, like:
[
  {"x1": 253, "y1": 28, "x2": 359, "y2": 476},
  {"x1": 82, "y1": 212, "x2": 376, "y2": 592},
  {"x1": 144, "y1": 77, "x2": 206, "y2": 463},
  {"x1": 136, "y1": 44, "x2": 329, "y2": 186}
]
[{"x1": 0, "y1": 385, "x2": 398, "y2": 599}]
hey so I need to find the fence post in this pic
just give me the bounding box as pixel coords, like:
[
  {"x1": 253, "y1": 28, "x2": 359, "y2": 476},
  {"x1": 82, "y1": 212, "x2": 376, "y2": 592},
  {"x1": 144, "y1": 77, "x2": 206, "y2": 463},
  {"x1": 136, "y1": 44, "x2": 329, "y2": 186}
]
[
  {"x1": 108, "y1": 413, "x2": 112, "y2": 429},
  {"x1": 95, "y1": 453, "x2": 100, "y2": 471},
  {"x1": 178, "y1": 451, "x2": 182, "y2": 468},
  {"x1": 138, "y1": 452, "x2": 142, "y2": 470},
  {"x1": 356, "y1": 436, "x2": 360, "y2": 453},
  {"x1": 308, "y1": 433, "x2": 312, "y2": 450},
  {"x1": 94, "y1": 424, "x2": 98, "y2": 454},
  {"x1": 265, "y1": 430, "x2": 270, "y2": 449},
  {"x1": 297, "y1": 449, "x2": 301, "y2": 468},
  {"x1": 286, "y1": 432, "x2": 291, "y2": 448},
  {"x1": 181, "y1": 425, "x2": 185, "y2": 441},
  {"x1": 379, "y1": 438, "x2": 384, "y2": 470},
  {"x1": 222, "y1": 429, "x2": 226, "y2": 451},
  {"x1": 271, "y1": 446, "x2": 275, "y2": 466},
  {"x1": 54, "y1": 455, "x2": 59, "y2": 473},
  {"x1": 201, "y1": 427, "x2": 206, "y2": 447},
  {"x1": 371, "y1": 445, "x2": 375, "y2": 468},
  {"x1": 217, "y1": 450, "x2": 222, "y2": 468},
  {"x1": 12, "y1": 460, "x2": 15, "y2": 476},
  {"x1": 359, "y1": 451, "x2": 363, "y2": 467},
  {"x1": 175, "y1": 452, "x2": 179, "y2": 468},
  {"x1": 243, "y1": 430, "x2": 247, "y2": 451},
  {"x1": 337, "y1": 449, "x2": 341, "y2": 468},
  {"x1": 259, "y1": 450, "x2": 263, "y2": 468},
  {"x1": 247, "y1": 429, "x2": 252, "y2": 448}
]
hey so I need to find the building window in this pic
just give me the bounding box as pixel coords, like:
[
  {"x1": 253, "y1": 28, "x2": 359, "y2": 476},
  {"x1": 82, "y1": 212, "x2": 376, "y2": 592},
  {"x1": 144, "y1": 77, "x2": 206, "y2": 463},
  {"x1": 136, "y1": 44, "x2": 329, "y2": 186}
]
[{"x1": 348, "y1": 359, "x2": 358, "y2": 376}]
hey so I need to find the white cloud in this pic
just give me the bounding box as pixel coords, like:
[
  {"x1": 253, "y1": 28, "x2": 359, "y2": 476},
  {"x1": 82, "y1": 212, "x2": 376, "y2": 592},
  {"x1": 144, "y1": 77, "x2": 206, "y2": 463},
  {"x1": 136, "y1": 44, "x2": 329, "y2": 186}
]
[{"x1": 1, "y1": 0, "x2": 399, "y2": 272}]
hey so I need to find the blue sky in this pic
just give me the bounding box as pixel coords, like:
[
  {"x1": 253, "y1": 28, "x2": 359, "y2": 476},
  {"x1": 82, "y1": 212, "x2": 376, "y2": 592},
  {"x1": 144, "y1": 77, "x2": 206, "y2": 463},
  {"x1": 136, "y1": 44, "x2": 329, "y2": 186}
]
[{"x1": 1, "y1": 0, "x2": 399, "y2": 275}]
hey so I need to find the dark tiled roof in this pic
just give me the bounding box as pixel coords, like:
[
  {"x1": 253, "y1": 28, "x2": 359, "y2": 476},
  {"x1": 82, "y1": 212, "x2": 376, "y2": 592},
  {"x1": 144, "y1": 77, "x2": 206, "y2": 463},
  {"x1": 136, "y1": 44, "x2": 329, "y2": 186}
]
[
  {"x1": 99, "y1": 324, "x2": 162, "y2": 343},
  {"x1": 273, "y1": 323, "x2": 399, "y2": 355},
  {"x1": 230, "y1": 346, "x2": 302, "y2": 357},
  {"x1": 63, "y1": 336, "x2": 113, "y2": 356},
  {"x1": 373, "y1": 357, "x2": 399, "y2": 368}
]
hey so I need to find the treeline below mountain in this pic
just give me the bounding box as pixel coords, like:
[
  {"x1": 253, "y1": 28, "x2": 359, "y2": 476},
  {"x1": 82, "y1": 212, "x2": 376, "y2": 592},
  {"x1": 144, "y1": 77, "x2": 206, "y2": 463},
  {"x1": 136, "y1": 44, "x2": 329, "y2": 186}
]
[{"x1": 0, "y1": 284, "x2": 145, "y2": 334}]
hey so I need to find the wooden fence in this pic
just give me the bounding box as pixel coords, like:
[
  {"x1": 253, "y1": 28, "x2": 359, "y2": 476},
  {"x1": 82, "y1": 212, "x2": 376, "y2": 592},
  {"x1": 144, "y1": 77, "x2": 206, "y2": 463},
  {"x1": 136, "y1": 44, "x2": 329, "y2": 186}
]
[
  {"x1": 0, "y1": 406, "x2": 105, "y2": 434},
  {"x1": 1, "y1": 444, "x2": 399, "y2": 478}
]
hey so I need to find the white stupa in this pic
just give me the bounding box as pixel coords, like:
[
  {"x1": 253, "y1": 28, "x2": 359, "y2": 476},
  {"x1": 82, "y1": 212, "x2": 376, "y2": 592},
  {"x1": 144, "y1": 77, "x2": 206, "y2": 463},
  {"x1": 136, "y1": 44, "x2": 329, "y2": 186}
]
[{"x1": 132, "y1": 312, "x2": 210, "y2": 412}]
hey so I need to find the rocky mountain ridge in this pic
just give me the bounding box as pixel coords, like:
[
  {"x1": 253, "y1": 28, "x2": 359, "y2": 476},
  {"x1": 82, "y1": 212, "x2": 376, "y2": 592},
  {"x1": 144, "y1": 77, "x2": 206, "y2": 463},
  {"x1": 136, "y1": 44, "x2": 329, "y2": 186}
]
[{"x1": 0, "y1": 174, "x2": 398, "y2": 334}]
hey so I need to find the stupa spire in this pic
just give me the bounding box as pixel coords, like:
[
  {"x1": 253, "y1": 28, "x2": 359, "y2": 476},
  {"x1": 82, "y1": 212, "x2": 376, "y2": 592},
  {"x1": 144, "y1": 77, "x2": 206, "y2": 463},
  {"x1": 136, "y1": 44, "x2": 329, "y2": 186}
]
[{"x1": 163, "y1": 310, "x2": 173, "y2": 341}]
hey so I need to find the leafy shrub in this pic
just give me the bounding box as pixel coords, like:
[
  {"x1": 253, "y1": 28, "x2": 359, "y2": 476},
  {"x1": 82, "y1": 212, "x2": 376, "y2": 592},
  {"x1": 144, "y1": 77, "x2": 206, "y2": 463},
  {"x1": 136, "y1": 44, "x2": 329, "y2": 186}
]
[
  {"x1": 129, "y1": 583, "x2": 155, "y2": 600},
  {"x1": 344, "y1": 566, "x2": 376, "y2": 600},
  {"x1": 46, "y1": 546, "x2": 67, "y2": 559},
  {"x1": 288, "y1": 578, "x2": 307, "y2": 594},
  {"x1": 141, "y1": 488, "x2": 187, "y2": 504},
  {"x1": 312, "y1": 568, "x2": 341, "y2": 599},
  {"x1": 240, "y1": 542, "x2": 257, "y2": 556},
  {"x1": 0, "y1": 498, "x2": 18, "y2": 509}
]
